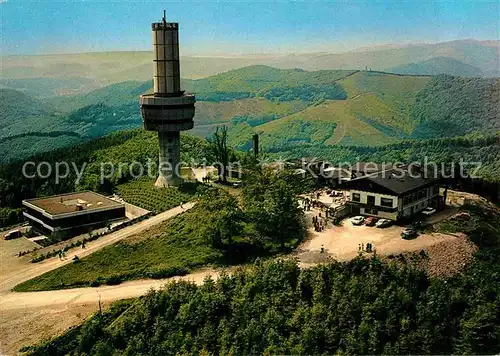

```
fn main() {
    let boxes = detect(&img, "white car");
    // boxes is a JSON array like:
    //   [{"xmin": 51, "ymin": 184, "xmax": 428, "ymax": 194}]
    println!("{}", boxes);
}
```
[
  {"xmin": 375, "ymin": 219, "xmax": 392, "ymax": 228},
  {"xmin": 351, "ymin": 216, "xmax": 365, "ymax": 225},
  {"xmin": 422, "ymin": 207, "xmax": 437, "ymax": 216}
]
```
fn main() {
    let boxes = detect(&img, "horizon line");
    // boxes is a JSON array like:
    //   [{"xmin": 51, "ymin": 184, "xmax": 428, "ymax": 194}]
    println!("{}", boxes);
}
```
[{"xmin": 2, "ymin": 38, "xmax": 498, "ymax": 58}]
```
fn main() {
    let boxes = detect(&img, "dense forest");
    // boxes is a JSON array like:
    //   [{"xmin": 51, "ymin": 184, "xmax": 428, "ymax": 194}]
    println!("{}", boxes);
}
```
[
  {"xmin": 23, "ymin": 200, "xmax": 500, "ymax": 355},
  {"xmin": 1, "ymin": 67, "xmax": 498, "ymax": 163},
  {"xmin": 1, "ymin": 129, "xmax": 499, "ymax": 229},
  {"xmin": 410, "ymin": 75, "xmax": 500, "ymax": 138}
]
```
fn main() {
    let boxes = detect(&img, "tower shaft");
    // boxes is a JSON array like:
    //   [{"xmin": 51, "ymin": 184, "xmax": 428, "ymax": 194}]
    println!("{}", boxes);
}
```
[
  {"xmin": 157, "ymin": 131, "xmax": 181, "ymax": 187},
  {"xmin": 139, "ymin": 12, "xmax": 195, "ymax": 187}
]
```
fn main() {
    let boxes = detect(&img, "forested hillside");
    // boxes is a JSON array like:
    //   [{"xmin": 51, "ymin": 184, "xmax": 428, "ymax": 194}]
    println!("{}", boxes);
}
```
[
  {"xmin": 0, "ymin": 89, "xmax": 52, "ymax": 125},
  {"xmin": 410, "ymin": 75, "xmax": 500, "ymax": 138},
  {"xmin": 389, "ymin": 57, "xmax": 484, "ymax": 77},
  {"xmin": 23, "ymin": 197, "xmax": 500, "ymax": 355},
  {"xmin": 1, "ymin": 66, "xmax": 499, "ymax": 163}
]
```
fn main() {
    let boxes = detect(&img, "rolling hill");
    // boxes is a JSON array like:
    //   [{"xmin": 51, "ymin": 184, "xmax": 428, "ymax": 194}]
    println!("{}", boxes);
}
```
[
  {"xmin": 1, "ymin": 40, "xmax": 497, "ymax": 99},
  {"xmin": 0, "ymin": 89, "xmax": 52, "ymax": 125},
  {"xmin": 295, "ymin": 40, "xmax": 499, "ymax": 77},
  {"xmin": 389, "ymin": 57, "xmax": 484, "ymax": 77},
  {"xmin": 1, "ymin": 66, "xmax": 498, "ymax": 163}
]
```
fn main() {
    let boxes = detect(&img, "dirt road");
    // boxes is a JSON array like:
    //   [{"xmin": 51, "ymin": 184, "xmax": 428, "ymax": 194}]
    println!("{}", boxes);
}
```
[
  {"xmin": 0, "ymin": 202, "xmax": 199, "ymax": 355},
  {"xmin": 1, "ymin": 268, "xmax": 219, "ymax": 310},
  {"xmin": 0, "ymin": 268, "xmax": 220, "ymax": 356},
  {"xmin": 0, "ymin": 202, "xmax": 195, "ymax": 294}
]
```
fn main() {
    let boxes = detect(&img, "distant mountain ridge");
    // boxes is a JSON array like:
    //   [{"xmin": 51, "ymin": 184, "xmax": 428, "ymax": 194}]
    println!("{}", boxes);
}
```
[
  {"xmin": 1, "ymin": 39, "xmax": 497, "ymax": 98},
  {"xmin": 389, "ymin": 57, "xmax": 484, "ymax": 77},
  {"xmin": 0, "ymin": 65, "xmax": 498, "ymax": 163}
]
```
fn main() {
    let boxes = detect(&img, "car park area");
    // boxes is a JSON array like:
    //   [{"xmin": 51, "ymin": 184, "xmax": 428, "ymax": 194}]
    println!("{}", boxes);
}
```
[{"xmin": 298, "ymin": 215, "xmax": 459, "ymax": 264}]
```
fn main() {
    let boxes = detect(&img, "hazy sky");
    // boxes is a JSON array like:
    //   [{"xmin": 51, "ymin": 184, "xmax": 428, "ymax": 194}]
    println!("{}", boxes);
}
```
[{"xmin": 1, "ymin": 0, "xmax": 499, "ymax": 56}]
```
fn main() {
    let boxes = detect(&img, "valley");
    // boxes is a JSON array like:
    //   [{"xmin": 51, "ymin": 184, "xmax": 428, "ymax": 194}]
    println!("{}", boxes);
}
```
[
  {"xmin": 1, "ymin": 65, "xmax": 498, "ymax": 165},
  {"xmin": 1, "ymin": 25, "xmax": 499, "ymax": 355}
]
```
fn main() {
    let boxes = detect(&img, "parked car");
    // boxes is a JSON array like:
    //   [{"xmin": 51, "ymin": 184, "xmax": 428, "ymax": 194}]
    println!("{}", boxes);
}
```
[
  {"xmin": 364, "ymin": 216, "xmax": 378, "ymax": 226},
  {"xmin": 351, "ymin": 216, "xmax": 365, "ymax": 225},
  {"xmin": 401, "ymin": 228, "xmax": 418, "ymax": 239},
  {"xmin": 4, "ymin": 229, "xmax": 21, "ymax": 240},
  {"xmin": 422, "ymin": 207, "xmax": 437, "ymax": 216},
  {"xmin": 376, "ymin": 219, "xmax": 392, "ymax": 228}
]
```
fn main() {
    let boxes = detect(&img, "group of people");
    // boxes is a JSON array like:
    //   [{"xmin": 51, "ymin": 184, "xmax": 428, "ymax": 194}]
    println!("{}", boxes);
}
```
[
  {"xmin": 301, "ymin": 198, "xmax": 324, "ymax": 211},
  {"xmin": 358, "ymin": 242, "xmax": 375, "ymax": 253},
  {"xmin": 201, "ymin": 176, "xmax": 211, "ymax": 183},
  {"xmin": 312, "ymin": 215, "xmax": 326, "ymax": 232}
]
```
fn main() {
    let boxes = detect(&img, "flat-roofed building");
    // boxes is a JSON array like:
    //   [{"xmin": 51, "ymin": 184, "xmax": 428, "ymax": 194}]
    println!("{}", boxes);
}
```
[{"xmin": 23, "ymin": 191, "xmax": 126, "ymax": 238}]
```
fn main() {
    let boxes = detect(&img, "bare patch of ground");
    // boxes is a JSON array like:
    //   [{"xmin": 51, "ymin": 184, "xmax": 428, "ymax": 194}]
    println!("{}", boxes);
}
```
[
  {"xmin": 418, "ymin": 233, "xmax": 477, "ymax": 277},
  {"xmin": 0, "ymin": 302, "xmax": 104, "ymax": 356},
  {"xmin": 0, "ymin": 237, "xmax": 40, "ymax": 275},
  {"xmin": 298, "ymin": 222, "xmax": 460, "ymax": 265}
]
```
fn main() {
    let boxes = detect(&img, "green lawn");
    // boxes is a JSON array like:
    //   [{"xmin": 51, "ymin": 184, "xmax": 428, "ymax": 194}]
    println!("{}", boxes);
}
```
[
  {"xmin": 13, "ymin": 206, "xmax": 224, "ymax": 292},
  {"xmin": 116, "ymin": 177, "xmax": 198, "ymax": 213}
]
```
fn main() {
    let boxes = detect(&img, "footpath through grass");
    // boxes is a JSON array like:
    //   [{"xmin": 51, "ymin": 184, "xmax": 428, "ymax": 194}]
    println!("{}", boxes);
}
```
[
  {"xmin": 14, "ymin": 173, "xmax": 308, "ymax": 292},
  {"xmin": 14, "ymin": 205, "xmax": 223, "ymax": 292}
]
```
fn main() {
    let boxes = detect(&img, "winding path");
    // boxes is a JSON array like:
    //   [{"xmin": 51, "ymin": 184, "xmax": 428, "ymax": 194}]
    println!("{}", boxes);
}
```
[
  {"xmin": 0, "ymin": 268, "xmax": 219, "ymax": 310},
  {"xmin": 0, "ymin": 202, "xmax": 196, "ymax": 295}
]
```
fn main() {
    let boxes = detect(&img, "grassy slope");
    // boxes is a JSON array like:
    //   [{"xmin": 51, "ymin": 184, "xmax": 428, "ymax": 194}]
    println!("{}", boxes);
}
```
[
  {"xmin": 233, "ymin": 71, "xmax": 430, "ymax": 149},
  {"xmin": 184, "ymin": 65, "xmax": 355, "ymax": 93},
  {"xmin": 14, "ymin": 206, "xmax": 224, "ymax": 292},
  {"xmin": 193, "ymin": 98, "xmax": 309, "ymax": 138},
  {"xmin": 338, "ymin": 71, "xmax": 430, "ymax": 132},
  {"xmin": 251, "ymin": 101, "xmax": 393, "ymax": 149}
]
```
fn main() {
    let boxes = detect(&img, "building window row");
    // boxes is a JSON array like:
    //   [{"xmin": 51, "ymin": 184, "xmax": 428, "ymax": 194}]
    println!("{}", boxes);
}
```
[
  {"xmin": 351, "ymin": 193, "xmax": 393, "ymax": 208},
  {"xmin": 403, "ymin": 187, "xmax": 431, "ymax": 206},
  {"xmin": 380, "ymin": 197, "xmax": 393, "ymax": 207}
]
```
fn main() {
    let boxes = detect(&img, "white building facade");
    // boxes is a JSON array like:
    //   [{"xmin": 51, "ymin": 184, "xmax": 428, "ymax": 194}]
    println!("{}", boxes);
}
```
[{"xmin": 346, "ymin": 168, "xmax": 441, "ymax": 221}]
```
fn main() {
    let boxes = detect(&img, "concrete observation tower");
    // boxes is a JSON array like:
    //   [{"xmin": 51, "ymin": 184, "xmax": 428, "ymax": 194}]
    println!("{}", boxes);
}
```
[{"xmin": 139, "ymin": 11, "xmax": 195, "ymax": 187}]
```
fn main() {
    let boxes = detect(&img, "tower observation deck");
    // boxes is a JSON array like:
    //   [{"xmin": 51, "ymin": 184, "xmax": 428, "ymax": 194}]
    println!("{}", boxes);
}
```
[{"xmin": 139, "ymin": 11, "xmax": 196, "ymax": 187}]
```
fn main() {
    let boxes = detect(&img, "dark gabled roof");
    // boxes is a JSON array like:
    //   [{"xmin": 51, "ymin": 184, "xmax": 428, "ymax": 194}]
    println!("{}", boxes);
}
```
[
  {"xmin": 346, "ymin": 166, "xmax": 440, "ymax": 195},
  {"xmin": 347, "ymin": 162, "xmax": 393, "ymax": 174}
]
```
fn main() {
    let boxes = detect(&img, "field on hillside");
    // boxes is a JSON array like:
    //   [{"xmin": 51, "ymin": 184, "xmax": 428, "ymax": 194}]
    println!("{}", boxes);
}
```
[
  {"xmin": 116, "ymin": 178, "xmax": 198, "ymax": 213},
  {"xmin": 193, "ymin": 98, "xmax": 309, "ymax": 138},
  {"xmin": 229, "ymin": 71, "xmax": 432, "ymax": 150},
  {"xmin": 184, "ymin": 66, "xmax": 355, "ymax": 98},
  {"xmin": 338, "ymin": 71, "xmax": 430, "ymax": 133},
  {"xmin": 246, "ymin": 99, "xmax": 398, "ymax": 150},
  {"xmin": 0, "ymin": 66, "xmax": 498, "ymax": 163}
]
